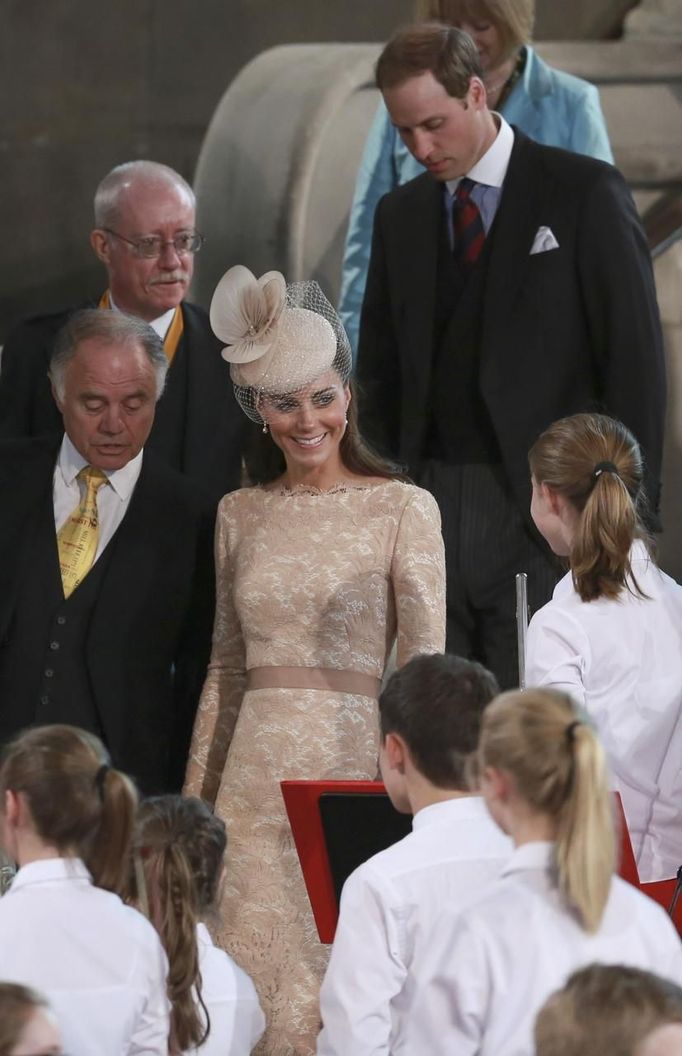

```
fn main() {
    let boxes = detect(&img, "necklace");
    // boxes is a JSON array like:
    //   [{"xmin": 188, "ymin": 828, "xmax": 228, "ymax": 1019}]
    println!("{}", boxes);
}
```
[{"xmin": 485, "ymin": 48, "xmax": 526, "ymax": 110}]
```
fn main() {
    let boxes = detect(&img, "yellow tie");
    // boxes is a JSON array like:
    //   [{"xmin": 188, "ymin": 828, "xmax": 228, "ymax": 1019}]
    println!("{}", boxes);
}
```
[{"xmin": 57, "ymin": 466, "xmax": 108, "ymax": 598}]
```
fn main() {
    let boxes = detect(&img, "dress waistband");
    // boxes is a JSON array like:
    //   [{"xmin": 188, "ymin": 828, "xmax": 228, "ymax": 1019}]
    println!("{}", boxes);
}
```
[{"xmin": 246, "ymin": 666, "xmax": 381, "ymax": 698}]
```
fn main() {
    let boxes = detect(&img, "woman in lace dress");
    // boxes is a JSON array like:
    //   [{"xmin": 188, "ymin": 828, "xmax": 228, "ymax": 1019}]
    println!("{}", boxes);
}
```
[{"xmin": 184, "ymin": 266, "xmax": 445, "ymax": 1055}]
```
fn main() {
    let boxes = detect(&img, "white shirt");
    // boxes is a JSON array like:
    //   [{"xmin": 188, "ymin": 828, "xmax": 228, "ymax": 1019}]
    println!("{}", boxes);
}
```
[
  {"xmin": 109, "ymin": 292, "xmax": 175, "ymax": 341},
  {"xmin": 53, "ymin": 434, "xmax": 143, "ymax": 558},
  {"xmin": 400, "ymin": 842, "xmax": 682, "ymax": 1056},
  {"xmin": 445, "ymin": 114, "xmax": 514, "ymax": 235},
  {"xmin": 186, "ymin": 923, "xmax": 265, "ymax": 1056},
  {"xmin": 526, "ymin": 542, "xmax": 682, "ymax": 881},
  {"xmin": 317, "ymin": 797, "xmax": 512, "ymax": 1056},
  {"xmin": 0, "ymin": 857, "xmax": 169, "ymax": 1056}
]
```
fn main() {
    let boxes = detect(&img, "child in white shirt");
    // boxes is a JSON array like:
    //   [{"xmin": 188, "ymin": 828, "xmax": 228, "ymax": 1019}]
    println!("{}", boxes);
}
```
[
  {"xmin": 525, "ymin": 412, "xmax": 682, "ymax": 881},
  {"xmin": 0, "ymin": 724, "xmax": 169, "ymax": 1056},
  {"xmin": 131, "ymin": 795, "xmax": 265, "ymax": 1055},
  {"xmin": 401, "ymin": 688, "xmax": 682, "ymax": 1056},
  {"xmin": 317, "ymin": 653, "xmax": 512, "ymax": 1055}
]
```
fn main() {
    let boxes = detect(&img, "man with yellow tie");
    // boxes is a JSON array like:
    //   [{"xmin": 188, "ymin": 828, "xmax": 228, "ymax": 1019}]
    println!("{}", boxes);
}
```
[
  {"xmin": 0, "ymin": 310, "xmax": 216, "ymax": 794},
  {"xmin": 0, "ymin": 160, "xmax": 243, "ymax": 504}
]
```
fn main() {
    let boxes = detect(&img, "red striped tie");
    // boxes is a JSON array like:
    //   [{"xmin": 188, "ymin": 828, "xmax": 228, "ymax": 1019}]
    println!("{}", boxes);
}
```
[{"xmin": 452, "ymin": 177, "xmax": 485, "ymax": 266}]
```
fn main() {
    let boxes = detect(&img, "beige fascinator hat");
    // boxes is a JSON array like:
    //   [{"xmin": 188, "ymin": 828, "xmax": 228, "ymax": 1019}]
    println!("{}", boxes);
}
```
[{"xmin": 210, "ymin": 265, "xmax": 352, "ymax": 424}]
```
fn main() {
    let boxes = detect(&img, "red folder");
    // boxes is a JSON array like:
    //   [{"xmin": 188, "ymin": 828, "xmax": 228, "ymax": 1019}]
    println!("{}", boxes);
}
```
[{"xmin": 281, "ymin": 781, "xmax": 682, "ymax": 942}]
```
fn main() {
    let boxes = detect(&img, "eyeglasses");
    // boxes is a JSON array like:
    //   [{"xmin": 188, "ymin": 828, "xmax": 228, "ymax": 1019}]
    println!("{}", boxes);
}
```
[{"xmin": 102, "ymin": 228, "xmax": 204, "ymax": 258}]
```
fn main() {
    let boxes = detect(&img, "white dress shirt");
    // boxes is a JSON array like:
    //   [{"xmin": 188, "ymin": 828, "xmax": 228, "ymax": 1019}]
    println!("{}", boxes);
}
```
[
  {"xmin": 53, "ymin": 434, "xmax": 143, "ymax": 558},
  {"xmin": 186, "ymin": 923, "xmax": 265, "ymax": 1056},
  {"xmin": 0, "ymin": 857, "xmax": 169, "ymax": 1056},
  {"xmin": 526, "ymin": 542, "xmax": 682, "ymax": 881},
  {"xmin": 317, "ymin": 796, "xmax": 512, "ymax": 1056},
  {"xmin": 109, "ymin": 292, "xmax": 175, "ymax": 341},
  {"xmin": 444, "ymin": 114, "xmax": 514, "ymax": 236},
  {"xmin": 401, "ymin": 842, "xmax": 682, "ymax": 1056}
]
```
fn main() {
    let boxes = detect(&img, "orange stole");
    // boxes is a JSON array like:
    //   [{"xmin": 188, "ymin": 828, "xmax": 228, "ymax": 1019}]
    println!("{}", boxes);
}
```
[{"xmin": 97, "ymin": 291, "xmax": 184, "ymax": 363}]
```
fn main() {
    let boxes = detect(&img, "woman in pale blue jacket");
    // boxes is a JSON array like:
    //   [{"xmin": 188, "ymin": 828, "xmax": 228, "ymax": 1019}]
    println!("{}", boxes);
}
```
[{"xmin": 339, "ymin": 0, "xmax": 613, "ymax": 355}]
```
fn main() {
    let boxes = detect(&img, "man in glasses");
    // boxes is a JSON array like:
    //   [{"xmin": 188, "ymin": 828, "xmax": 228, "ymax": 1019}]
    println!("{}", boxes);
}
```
[{"xmin": 0, "ymin": 160, "xmax": 244, "ymax": 502}]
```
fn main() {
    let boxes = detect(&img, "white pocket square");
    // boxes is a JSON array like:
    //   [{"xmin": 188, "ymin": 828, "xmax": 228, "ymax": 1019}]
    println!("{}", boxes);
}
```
[{"xmin": 530, "ymin": 226, "xmax": 560, "ymax": 254}]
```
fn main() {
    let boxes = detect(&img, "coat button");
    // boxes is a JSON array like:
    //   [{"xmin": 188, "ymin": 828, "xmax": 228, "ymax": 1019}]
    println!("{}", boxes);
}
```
[
  {"xmin": 56, "ymin": 616, "xmax": 67, "ymax": 625},
  {"xmin": 50, "ymin": 641, "xmax": 60, "ymax": 651},
  {"xmin": 44, "ymin": 668, "xmax": 54, "ymax": 678}
]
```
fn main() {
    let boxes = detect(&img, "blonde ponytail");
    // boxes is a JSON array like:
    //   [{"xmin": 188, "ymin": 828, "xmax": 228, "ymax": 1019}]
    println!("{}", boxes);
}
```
[
  {"xmin": 555, "ymin": 722, "xmax": 616, "ymax": 932},
  {"xmin": 529, "ymin": 413, "xmax": 651, "ymax": 602},
  {"xmin": 479, "ymin": 689, "xmax": 615, "ymax": 932}
]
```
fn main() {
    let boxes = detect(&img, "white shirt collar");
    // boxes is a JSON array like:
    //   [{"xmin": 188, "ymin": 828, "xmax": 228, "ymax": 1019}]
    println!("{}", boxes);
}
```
[
  {"xmin": 57, "ymin": 433, "xmax": 143, "ymax": 501},
  {"xmin": 412, "ymin": 794, "xmax": 492, "ymax": 831},
  {"xmin": 107, "ymin": 292, "xmax": 175, "ymax": 341},
  {"xmin": 500, "ymin": 840, "xmax": 554, "ymax": 877},
  {"xmin": 8, "ymin": 857, "xmax": 92, "ymax": 892},
  {"xmin": 446, "ymin": 114, "xmax": 514, "ymax": 195}
]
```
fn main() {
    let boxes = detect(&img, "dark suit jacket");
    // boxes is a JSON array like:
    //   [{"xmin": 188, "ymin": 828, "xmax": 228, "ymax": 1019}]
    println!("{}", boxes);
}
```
[
  {"xmin": 357, "ymin": 129, "xmax": 666, "ymax": 520},
  {"xmin": 0, "ymin": 300, "xmax": 245, "ymax": 503},
  {"xmin": 0, "ymin": 435, "xmax": 217, "ymax": 794}
]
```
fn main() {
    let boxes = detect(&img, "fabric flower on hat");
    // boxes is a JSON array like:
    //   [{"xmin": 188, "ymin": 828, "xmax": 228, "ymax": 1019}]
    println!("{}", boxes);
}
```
[{"xmin": 210, "ymin": 265, "xmax": 286, "ymax": 364}]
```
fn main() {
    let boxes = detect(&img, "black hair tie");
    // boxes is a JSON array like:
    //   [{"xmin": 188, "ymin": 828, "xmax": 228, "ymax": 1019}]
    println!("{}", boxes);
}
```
[
  {"xmin": 593, "ymin": 461, "xmax": 619, "ymax": 480},
  {"xmin": 94, "ymin": 763, "xmax": 110, "ymax": 802}
]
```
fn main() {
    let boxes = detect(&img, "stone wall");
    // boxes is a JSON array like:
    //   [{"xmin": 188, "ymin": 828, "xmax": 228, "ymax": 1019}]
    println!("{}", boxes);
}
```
[{"xmin": 0, "ymin": 0, "xmax": 644, "ymax": 339}]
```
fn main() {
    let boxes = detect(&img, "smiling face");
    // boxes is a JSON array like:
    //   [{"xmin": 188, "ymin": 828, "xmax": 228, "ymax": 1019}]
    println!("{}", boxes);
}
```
[
  {"xmin": 259, "ymin": 369, "xmax": 350, "ymax": 478},
  {"xmin": 455, "ymin": 17, "xmax": 508, "ymax": 75},
  {"xmin": 52, "ymin": 337, "xmax": 158, "ymax": 471},
  {"xmin": 90, "ymin": 179, "xmax": 195, "ymax": 321},
  {"xmin": 383, "ymin": 70, "xmax": 494, "ymax": 181}
]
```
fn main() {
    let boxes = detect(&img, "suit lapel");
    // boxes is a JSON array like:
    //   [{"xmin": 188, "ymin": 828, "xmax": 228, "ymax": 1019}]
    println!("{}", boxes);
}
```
[
  {"xmin": 0, "ymin": 437, "xmax": 62, "ymax": 642},
  {"xmin": 481, "ymin": 131, "xmax": 546, "ymax": 360},
  {"xmin": 399, "ymin": 176, "xmax": 443, "ymax": 421},
  {"xmin": 181, "ymin": 304, "xmax": 222, "ymax": 477}
]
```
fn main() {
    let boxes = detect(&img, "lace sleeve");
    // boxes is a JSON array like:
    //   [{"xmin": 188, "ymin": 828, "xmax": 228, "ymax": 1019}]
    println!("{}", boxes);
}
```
[
  {"xmin": 391, "ymin": 488, "xmax": 446, "ymax": 668},
  {"xmin": 184, "ymin": 498, "xmax": 246, "ymax": 805}
]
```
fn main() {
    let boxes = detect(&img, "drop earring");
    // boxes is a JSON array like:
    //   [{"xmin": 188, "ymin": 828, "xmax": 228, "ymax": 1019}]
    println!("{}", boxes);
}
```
[{"xmin": 262, "ymin": 422, "xmax": 268, "ymax": 435}]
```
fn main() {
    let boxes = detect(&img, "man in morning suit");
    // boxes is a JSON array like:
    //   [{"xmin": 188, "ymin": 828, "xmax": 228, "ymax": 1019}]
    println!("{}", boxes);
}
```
[
  {"xmin": 0, "ymin": 310, "xmax": 216, "ymax": 794},
  {"xmin": 356, "ymin": 24, "xmax": 665, "ymax": 688},
  {"xmin": 0, "ymin": 160, "xmax": 243, "ymax": 503}
]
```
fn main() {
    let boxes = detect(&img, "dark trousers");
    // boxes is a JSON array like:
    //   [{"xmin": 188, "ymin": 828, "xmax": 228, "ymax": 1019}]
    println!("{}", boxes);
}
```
[{"xmin": 419, "ymin": 460, "xmax": 561, "ymax": 689}]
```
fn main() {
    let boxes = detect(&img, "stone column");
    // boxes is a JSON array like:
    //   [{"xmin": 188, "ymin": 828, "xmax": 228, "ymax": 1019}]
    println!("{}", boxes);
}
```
[{"xmin": 625, "ymin": 0, "xmax": 682, "ymax": 37}]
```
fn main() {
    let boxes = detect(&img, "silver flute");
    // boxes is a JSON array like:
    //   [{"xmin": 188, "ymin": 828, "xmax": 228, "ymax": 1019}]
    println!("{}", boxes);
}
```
[{"xmin": 516, "ymin": 572, "xmax": 529, "ymax": 689}]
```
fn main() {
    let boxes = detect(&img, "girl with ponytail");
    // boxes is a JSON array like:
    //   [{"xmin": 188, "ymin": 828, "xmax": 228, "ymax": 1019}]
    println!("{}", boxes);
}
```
[
  {"xmin": 402, "ymin": 689, "xmax": 682, "ymax": 1056},
  {"xmin": 0, "ymin": 724, "xmax": 169, "ymax": 1056},
  {"xmin": 525, "ymin": 413, "xmax": 682, "ymax": 883},
  {"xmin": 130, "ymin": 795, "xmax": 264, "ymax": 1055}
]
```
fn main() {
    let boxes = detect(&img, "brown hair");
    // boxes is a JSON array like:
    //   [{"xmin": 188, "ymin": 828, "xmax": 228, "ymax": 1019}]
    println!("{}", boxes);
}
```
[
  {"xmin": 129, "ymin": 796, "xmax": 226, "ymax": 1052},
  {"xmin": 0, "ymin": 983, "xmax": 53, "ymax": 1056},
  {"xmin": 244, "ymin": 378, "xmax": 409, "ymax": 485},
  {"xmin": 379, "ymin": 653, "xmax": 498, "ymax": 787},
  {"xmin": 535, "ymin": 964, "xmax": 682, "ymax": 1056},
  {"xmin": 376, "ymin": 23, "xmax": 483, "ymax": 97},
  {"xmin": 529, "ymin": 413, "xmax": 653, "ymax": 602},
  {"xmin": 414, "ymin": 0, "xmax": 534, "ymax": 55},
  {"xmin": 476, "ymin": 689, "xmax": 616, "ymax": 932},
  {"xmin": 0, "ymin": 724, "xmax": 137, "ymax": 897}
]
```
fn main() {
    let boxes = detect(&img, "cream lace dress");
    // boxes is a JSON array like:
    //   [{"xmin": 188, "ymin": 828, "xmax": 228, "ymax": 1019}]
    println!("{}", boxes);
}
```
[{"xmin": 184, "ymin": 479, "xmax": 445, "ymax": 1055}]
